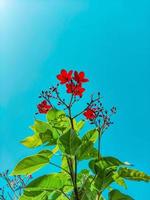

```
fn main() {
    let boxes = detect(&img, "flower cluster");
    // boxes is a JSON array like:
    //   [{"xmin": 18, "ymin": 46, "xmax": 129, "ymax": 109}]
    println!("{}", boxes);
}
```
[
  {"xmin": 37, "ymin": 100, "xmax": 52, "ymax": 114},
  {"xmin": 37, "ymin": 69, "xmax": 89, "ymax": 114},
  {"xmin": 83, "ymin": 108, "xmax": 97, "ymax": 120},
  {"xmin": 36, "ymin": 69, "xmax": 116, "ymax": 130},
  {"xmin": 83, "ymin": 93, "xmax": 116, "ymax": 130},
  {"xmin": 57, "ymin": 69, "xmax": 89, "ymax": 97}
]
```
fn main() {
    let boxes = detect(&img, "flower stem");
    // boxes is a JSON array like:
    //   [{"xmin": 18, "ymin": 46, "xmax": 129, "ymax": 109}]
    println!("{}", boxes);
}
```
[
  {"xmin": 98, "ymin": 127, "xmax": 101, "ymax": 160},
  {"xmin": 68, "ymin": 106, "xmax": 80, "ymax": 200}
]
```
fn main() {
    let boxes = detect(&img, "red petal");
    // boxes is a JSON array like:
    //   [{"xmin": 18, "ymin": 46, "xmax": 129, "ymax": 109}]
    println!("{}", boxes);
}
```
[
  {"xmin": 79, "ymin": 72, "xmax": 85, "ymax": 79},
  {"xmin": 68, "ymin": 70, "xmax": 73, "ymax": 77},
  {"xmin": 83, "ymin": 78, "xmax": 89, "ymax": 82},
  {"xmin": 57, "ymin": 74, "xmax": 62, "ymax": 80},
  {"xmin": 61, "ymin": 69, "xmax": 67, "ymax": 76}
]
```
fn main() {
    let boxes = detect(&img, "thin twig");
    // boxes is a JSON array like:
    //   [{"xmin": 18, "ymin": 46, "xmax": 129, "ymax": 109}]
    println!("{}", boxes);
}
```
[
  {"xmin": 4, "ymin": 176, "xmax": 19, "ymax": 199},
  {"xmin": 73, "ymin": 97, "xmax": 100, "ymax": 119},
  {"xmin": 55, "ymin": 89, "xmax": 69, "ymax": 108},
  {"xmin": 60, "ymin": 190, "xmax": 70, "ymax": 200}
]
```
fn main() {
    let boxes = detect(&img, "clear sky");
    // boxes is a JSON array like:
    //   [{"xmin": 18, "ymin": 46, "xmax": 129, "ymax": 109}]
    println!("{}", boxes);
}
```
[{"xmin": 0, "ymin": 0, "xmax": 150, "ymax": 199}]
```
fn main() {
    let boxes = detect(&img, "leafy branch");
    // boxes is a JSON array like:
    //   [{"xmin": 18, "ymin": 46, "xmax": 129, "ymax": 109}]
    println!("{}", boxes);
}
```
[{"xmin": 8, "ymin": 69, "xmax": 150, "ymax": 200}]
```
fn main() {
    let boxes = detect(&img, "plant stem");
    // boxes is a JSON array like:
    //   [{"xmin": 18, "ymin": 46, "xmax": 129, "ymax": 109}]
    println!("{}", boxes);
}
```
[
  {"xmin": 96, "ymin": 192, "xmax": 101, "ymax": 200},
  {"xmin": 60, "ymin": 190, "xmax": 70, "ymax": 200},
  {"xmin": 4, "ymin": 176, "xmax": 19, "ymax": 200},
  {"xmin": 98, "ymin": 127, "xmax": 101, "ymax": 160},
  {"xmin": 55, "ymin": 89, "xmax": 69, "ymax": 108},
  {"xmin": 56, "ymin": 91, "xmax": 79, "ymax": 199},
  {"xmin": 68, "ymin": 105, "xmax": 80, "ymax": 200}
]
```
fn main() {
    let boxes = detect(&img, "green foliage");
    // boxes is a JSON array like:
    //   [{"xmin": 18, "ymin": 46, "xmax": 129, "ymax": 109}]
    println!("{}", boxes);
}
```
[
  {"xmin": 21, "ymin": 120, "xmax": 59, "ymax": 148},
  {"xmin": 78, "ymin": 179, "xmax": 97, "ymax": 200},
  {"xmin": 12, "ymin": 150, "xmax": 53, "ymax": 175},
  {"xmin": 108, "ymin": 189, "xmax": 134, "ymax": 200},
  {"xmin": 73, "ymin": 119, "xmax": 85, "ymax": 133},
  {"xmin": 58, "ymin": 129, "xmax": 82, "ymax": 156},
  {"xmin": 21, "ymin": 134, "xmax": 43, "ymax": 148},
  {"xmin": 12, "ymin": 105, "xmax": 150, "ymax": 199},
  {"xmin": 47, "ymin": 109, "xmax": 70, "ymax": 132},
  {"xmin": 112, "ymin": 172, "xmax": 127, "ymax": 189},
  {"xmin": 89, "ymin": 156, "xmax": 125, "ymax": 175},
  {"xmin": 118, "ymin": 167, "xmax": 150, "ymax": 182},
  {"xmin": 20, "ymin": 191, "xmax": 49, "ymax": 200},
  {"xmin": 46, "ymin": 109, "xmax": 66, "ymax": 122},
  {"xmin": 76, "ymin": 141, "xmax": 98, "ymax": 161},
  {"xmin": 25, "ymin": 173, "xmax": 71, "ymax": 192},
  {"xmin": 82, "ymin": 129, "xmax": 98, "ymax": 143}
]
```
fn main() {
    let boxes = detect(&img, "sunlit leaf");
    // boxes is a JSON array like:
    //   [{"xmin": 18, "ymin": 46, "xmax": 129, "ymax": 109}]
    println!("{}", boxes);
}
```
[
  {"xmin": 11, "ymin": 150, "xmax": 53, "ymax": 175},
  {"xmin": 76, "ymin": 141, "xmax": 98, "ymax": 161},
  {"xmin": 73, "ymin": 119, "xmax": 85, "ymax": 133},
  {"xmin": 78, "ymin": 177, "xmax": 97, "ymax": 200},
  {"xmin": 21, "ymin": 134, "xmax": 42, "ymax": 148},
  {"xmin": 21, "ymin": 120, "xmax": 59, "ymax": 148},
  {"xmin": 58, "ymin": 129, "xmax": 82, "ymax": 155},
  {"xmin": 118, "ymin": 167, "xmax": 150, "ymax": 182},
  {"xmin": 25, "ymin": 173, "xmax": 70, "ymax": 192},
  {"xmin": 108, "ymin": 189, "xmax": 134, "ymax": 200},
  {"xmin": 82, "ymin": 129, "xmax": 98, "ymax": 143},
  {"xmin": 46, "ymin": 109, "xmax": 66, "ymax": 122},
  {"xmin": 19, "ymin": 191, "xmax": 49, "ymax": 200},
  {"xmin": 112, "ymin": 172, "xmax": 127, "ymax": 189}
]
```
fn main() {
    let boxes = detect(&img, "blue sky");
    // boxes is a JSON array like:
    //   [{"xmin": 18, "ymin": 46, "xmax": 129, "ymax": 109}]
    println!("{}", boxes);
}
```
[{"xmin": 0, "ymin": 0, "xmax": 150, "ymax": 199}]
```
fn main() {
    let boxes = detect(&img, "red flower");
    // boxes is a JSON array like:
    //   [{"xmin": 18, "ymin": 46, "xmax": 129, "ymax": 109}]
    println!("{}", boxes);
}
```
[
  {"xmin": 66, "ymin": 83, "xmax": 85, "ymax": 97},
  {"xmin": 73, "ymin": 71, "xmax": 89, "ymax": 84},
  {"xmin": 83, "ymin": 108, "xmax": 97, "ymax": 120},
  {"xmin": 57, "ymin": 69, "xmax": 73, "ymax": 84},
  {"xmin": 37, "ymin": 100, "xmax": 52, "ymax": 114}
]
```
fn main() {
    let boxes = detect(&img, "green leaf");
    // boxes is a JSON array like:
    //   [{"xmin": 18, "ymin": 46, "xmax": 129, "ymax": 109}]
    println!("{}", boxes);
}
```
[
  {"xmin": 89, "ymin": 156, "xmax": 126, "ymax": 174},
  {"xmin": 82, "ymin": 129, "xmax": 98, "ymax": 143},
  {"xmin": 77, "ymin": 141, "xmax": 98, "ymax": 161},
  {"xmin": 20, "ymin": 191, "xmax": 49, "ymax": 200},
  {"xmin": 25, "ymin": 173, "xmax": 70, "ymax": 192},
  {"xmin": 61, "ymin": 156, "xmax": 70, "ymax": 172},
  {"xmin": 32, "ymin": 120, "xmax": 59, "ymax": 145},
  {"xmin": 21, "ymin": 134, "xmax": 42, "ymax": 148},
  {"xmin": 58, "ymin": 129, "xmax": 82, "ymax": 155},
  {"xmin": 48, "ymin": 191, "xmax": 61, "ymax": 200},
  {"xmin": 89, "ymin": 157, "xmax": 125, "ymax": 191},
  {"xmin": 56, "ymin": 194, "xmax": 70, "ymax": 200},
  {"xmin": 102, "ymin": 157, "xmax": 125, "ymax": 167},
  {"xmin": 108, "ymin": 189, "xmax": 134, "ymax": 200},
  {"xmin": 49, "ymin": 192, "xmax": 69, "ymax": 200},
  {"xmin": 38, "ymin": 150, "xmax": 53, "ymax": 158},
  {"xmin": 112, "ymin": 172, "xmax": 127, "ymax": 189},
  {"xmin": 39, "ymin": 129, "xmax": 59, "ymax": 146},
  {"xmin": 47, "ymin": 109, "xmax": 72, "ymax": 133},
  {"xmin": 46, "ymin": 109, "xmax": 66, "ymax": 122},
  {"xmin": 73, "ymin": 119, "xmax": 85, "ymax": 133},
  {"xmin": 78, "ymin": 177, "xmax": 97, "ymax": 200},
  {"xmin": 11, "ymin": 150, "xmax": 53, "ymax": 175},
  {"xmin": 30, "ymin": 120, "xmax": 51, "ymax": 133},
  {"xmin": 78, "ymin": 169, "xmax": 90, "ymax": 186},
  {"xmin": 21, "ymin": 120, "xmax": 59, "ymax": 148},
  {"xmin": 118, "ymin": 167, "xmax": 150, "ymax": 182}
]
